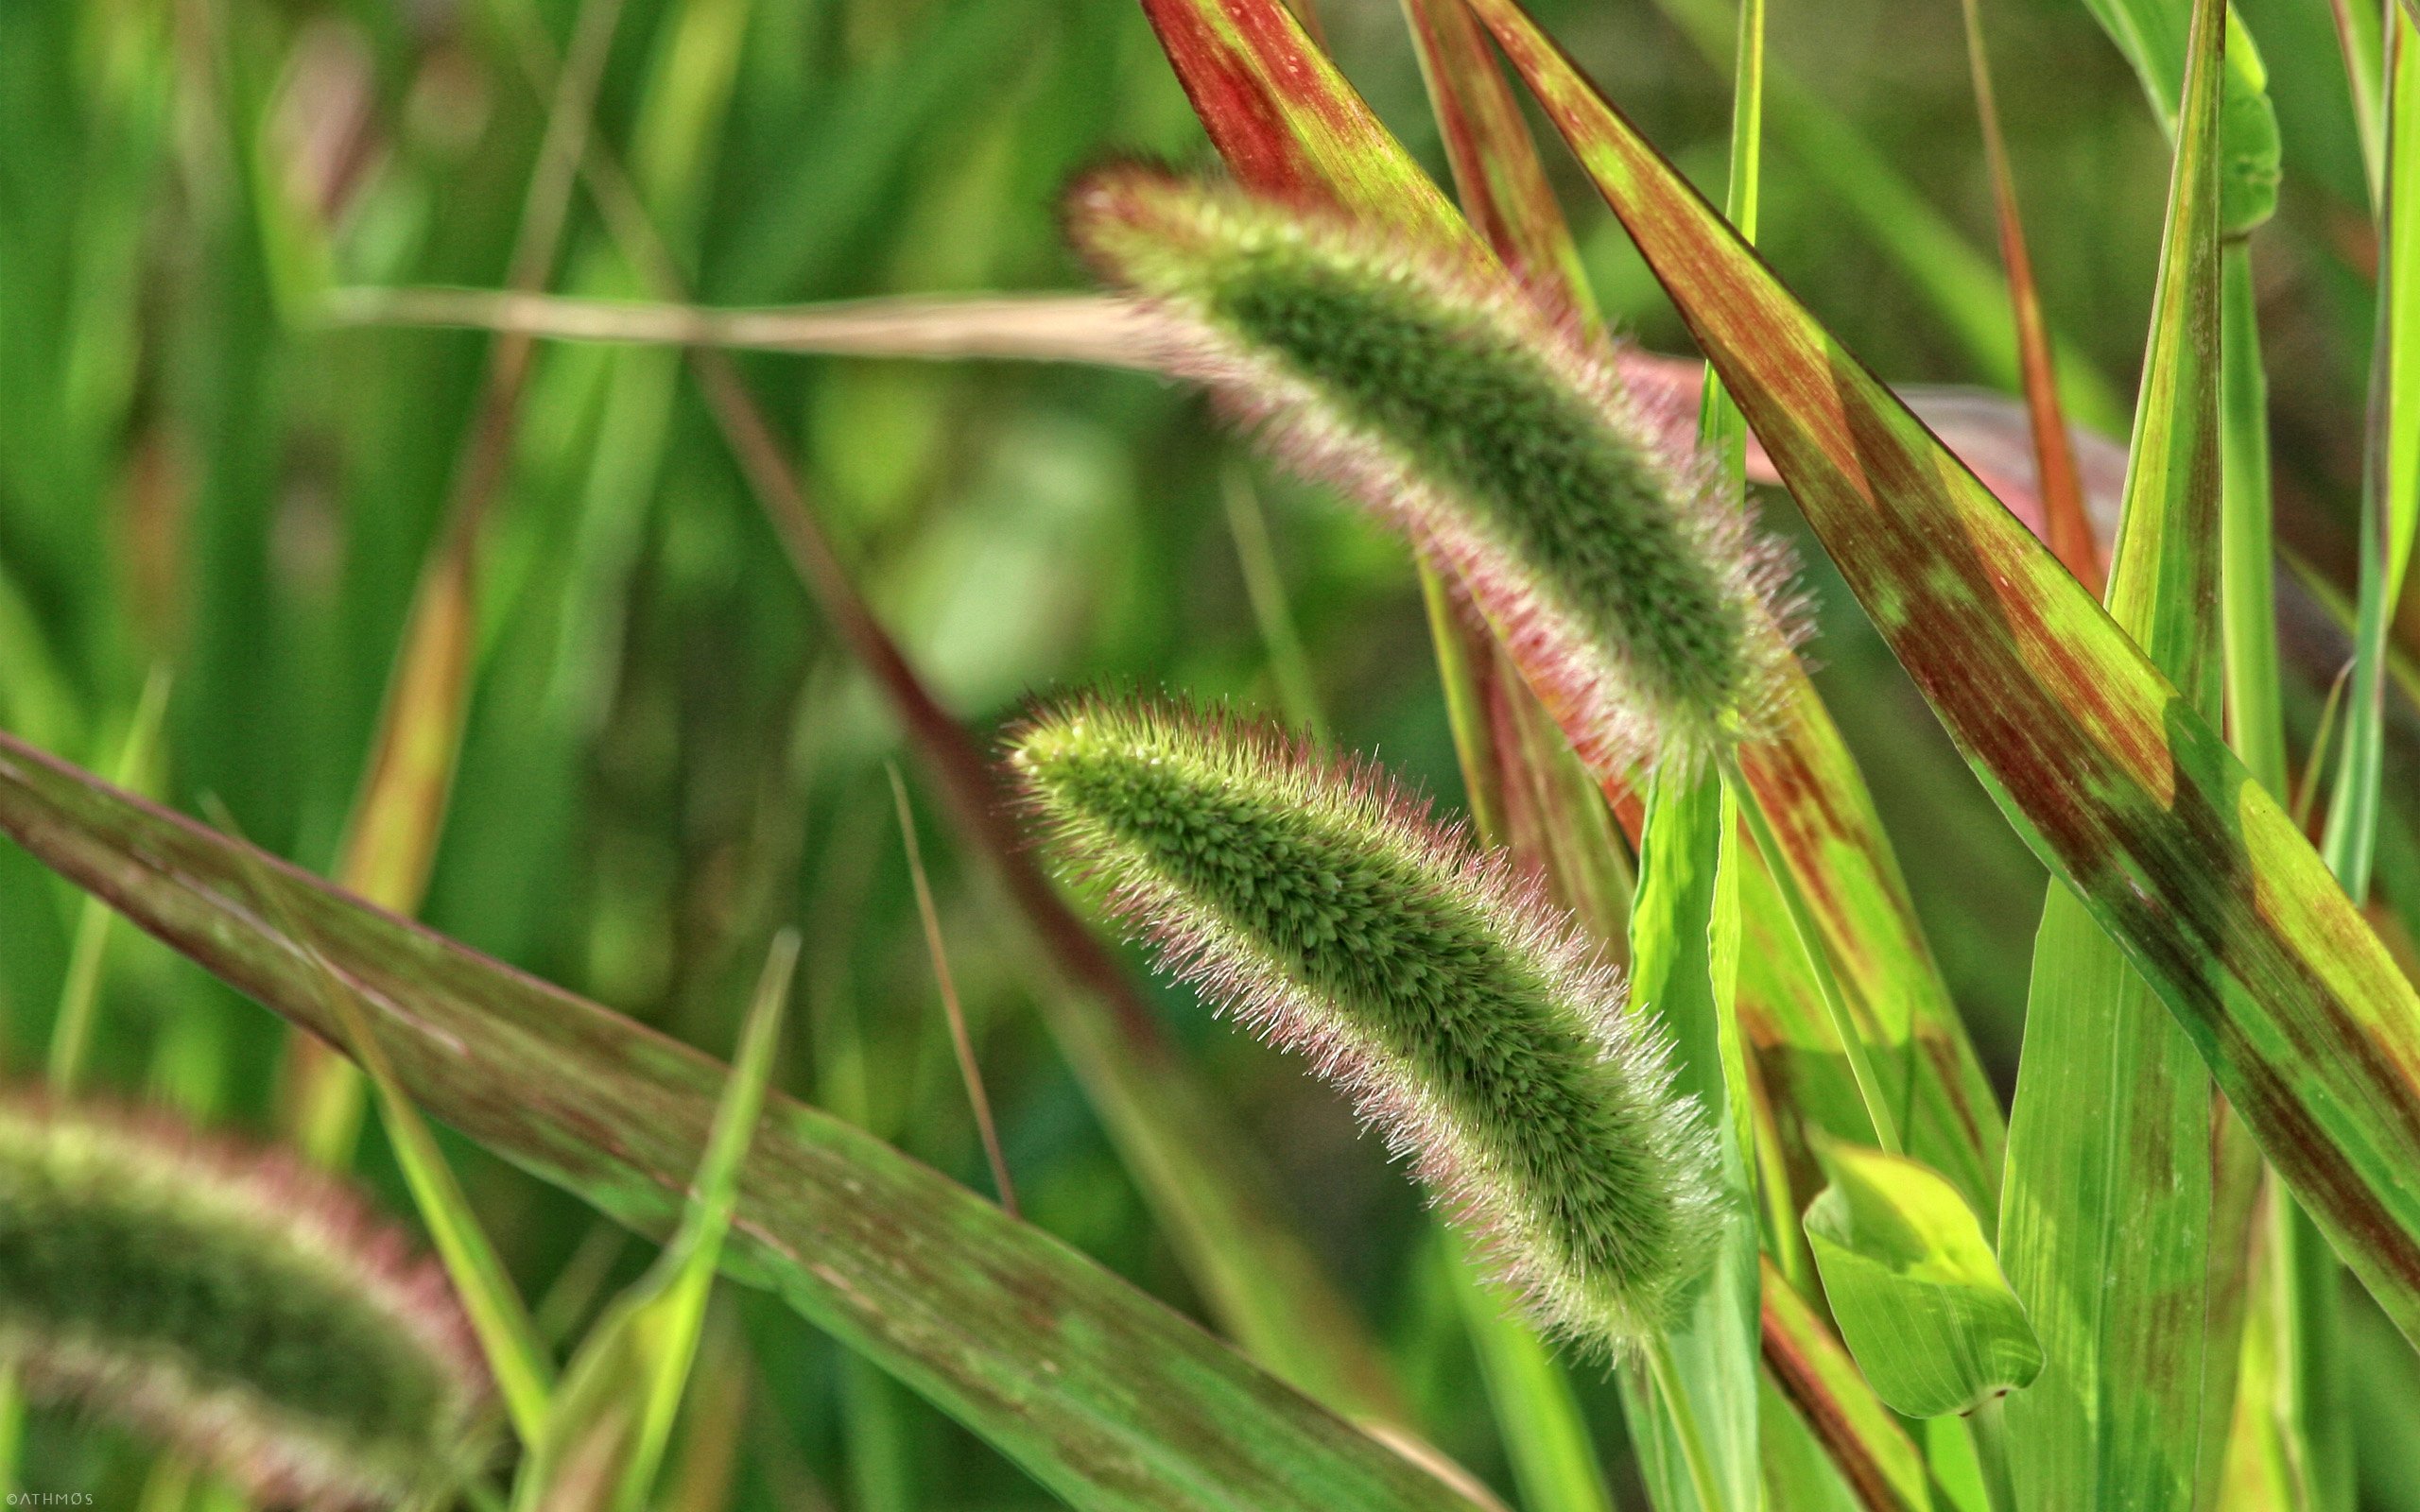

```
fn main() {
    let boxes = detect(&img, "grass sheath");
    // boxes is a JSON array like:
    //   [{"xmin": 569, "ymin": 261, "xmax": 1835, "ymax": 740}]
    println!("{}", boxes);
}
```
[{"xmin": 1009, "ymin": 694, "xmax": 1723, "ymax": 1349}]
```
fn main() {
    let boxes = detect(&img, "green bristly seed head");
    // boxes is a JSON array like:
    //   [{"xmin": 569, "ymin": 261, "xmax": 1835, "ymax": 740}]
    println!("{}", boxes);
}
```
[
  {"xmin": 1009, "ymin": 696, "xmax": 1722, "ymax": 1349},
  {"xmin": 1067, "ymin": 166, "xmax": 1794, "ymax": 771},
  {"xmin": 0, "ymin": 1095, "xmax": 492, "ymax": 1506}
]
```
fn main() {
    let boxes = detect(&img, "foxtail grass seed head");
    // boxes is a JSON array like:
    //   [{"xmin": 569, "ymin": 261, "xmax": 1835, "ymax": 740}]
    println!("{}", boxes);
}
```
[
  {"xmin": 1066, "ymin": 165, "xmax": 1797, "ymax": 771},
  {"xmin": 0, "ymin": 1094, "xmax": 492, "ymax": 1507},
  {"xmin": 1009, "ymin": 696, "xmax": 1722, "ymax": 1349}
]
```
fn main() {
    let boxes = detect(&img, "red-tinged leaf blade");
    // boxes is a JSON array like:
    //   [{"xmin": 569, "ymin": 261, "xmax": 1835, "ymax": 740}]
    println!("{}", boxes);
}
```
[
  {"xmin": 0, "ymin": 730, "xmax": 1482, "ymax": 1512},
  {"xmin": 1956, "ymin": 0, "xmax": 2098, "ymax": 593},
  {"xmin": 1397, "ymin": 0, "xmax": 1597, "ymax": 327},
  {"xmin": 1136, "ymin": 0, "xmax": 1475, "ymax": 262},
  {"xmin": 1759, "ymin": 1257, "xmax": 1939, "ymax": 1512},
  {"xmin": 1468, "ymin": 0, "xmax": 2420, "ymax": 1348}
]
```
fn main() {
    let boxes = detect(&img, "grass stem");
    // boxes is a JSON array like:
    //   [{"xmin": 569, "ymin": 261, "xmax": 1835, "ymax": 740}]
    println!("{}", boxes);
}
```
[{"xmin": 889, "ymin": 766, "xmax": 1019, "ymax": 1218}]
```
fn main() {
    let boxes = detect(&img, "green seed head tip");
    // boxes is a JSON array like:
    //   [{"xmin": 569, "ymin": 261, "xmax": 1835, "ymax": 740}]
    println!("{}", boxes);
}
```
[
  {"xmin": 1009, "ymin": 695, "xmax": 1723, "ymax": 1349},
  {"xmin": 0, "ymin": 1094, "xmax": 493, "ymax": 1506},
  {"xmin": 1066, "ymin": 165, "xmax": 1797, "ymax": 772}
]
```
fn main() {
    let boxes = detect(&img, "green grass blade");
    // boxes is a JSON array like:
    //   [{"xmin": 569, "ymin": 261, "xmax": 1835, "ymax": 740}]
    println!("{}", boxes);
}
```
[
  {"xmin": 44, "ymin": 665, "xmax": 170, "ymax": 1091},
  {"xmin": 1625, "ymin": 765, "xmax": 1760, "ymax": 1512},
  {"xmin": 1956, "ymin": 0, "xmax": 2097, "ymax": 591},
  {"xmin": 1625, "ymin": 13, "xmax": 1770, "ymax": 1476},
  {"xmin": 518, "ymin": 932, "xmax": 798, "ymax": 1510},
  {"xmin": 2321, "ymin": 14, "xmax": 2420, "ymax": 903},
  {"xmin": 1467, "ymin": 0, "xmax": 2420, "ymax": 1350},
  {"xmin": 2221, "ymin": 242, "xmax": 2287, "ymax": 799},
  {"xmin": 1443, "ymin": 1234, "xmax": 1617, "ymax": 1512},
  {"xmin": 1996, "ymin": 0, "xmax": 2253, "ymax": 1504},
  {"xmin": 0, "ymin": 731, "xmax": 1486, "ymax": 1512},
  {"xmin": 2295, "ymin": 25, "xmax": 2420, "ymax": 1512},
  {"xmin": 1222, "ymin": 465, "xmax": 1330, "ymax": 741}
]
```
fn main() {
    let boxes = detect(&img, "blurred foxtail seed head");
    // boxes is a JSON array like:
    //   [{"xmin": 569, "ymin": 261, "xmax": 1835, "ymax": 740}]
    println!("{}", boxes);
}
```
[{"xmin": 0, "ymin": 1092, "xmax": 492, "ymax": 1508}]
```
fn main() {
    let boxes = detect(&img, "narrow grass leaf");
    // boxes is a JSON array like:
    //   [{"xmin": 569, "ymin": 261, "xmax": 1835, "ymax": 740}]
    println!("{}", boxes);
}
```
[
  {"xmin": 44, "ymin": 665, "xmax": 170, "ymax": 1092},
  {"xmin": 1442, "ymin": 1234, "xmax": 1617, "ymax": 1512},
  {"xmin": 2321, "ymin": 13, "xmax": 2420, "ymax": 902},
  {"xmin": 1956, "ymin": 0, "xmax": 2097, "ymax": 592},
  {"xmin": 889, "ymin": 771, "xmax": 1017, "ymax": 1216},
  {"xmin": 1468, "ymin": 0, "xmax": 2420, "ymax": 1350},
  {"xmin": 0, "ymin": 730, "xmax": 1490, "ymax": 1512},
  {"xmin": 2221, "ymin": 240, "xmax": 2287, "ymax": 799},
  {"xmin": 517, "ymin": 934, "xmax": 798, "ymax": 1512},
  {"xmin": 1802, "ymin": 1141, "xmax": 2042, "ymax": 1419},
  {"xmin": 1621, "ymin": 765, "xmax": 1760, "ymax": 1511}
]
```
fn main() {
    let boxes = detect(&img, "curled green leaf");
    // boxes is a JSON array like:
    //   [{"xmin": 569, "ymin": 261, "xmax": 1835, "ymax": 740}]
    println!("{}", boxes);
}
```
[
  {"xmin": 1801, "ymin": 1139, "xmax": 2042, "ymax": 1419},
  {"xmin": 1066, "ymin": 166, "xmax": 1795, "ymax": 770},
  {"xmin": 1009, "ymin": 694, "xmax": 1721, "ymax": 1348},
  {"xmin": 0, "ymin": 1093, "xmax": 492, "ymax": 1505}
]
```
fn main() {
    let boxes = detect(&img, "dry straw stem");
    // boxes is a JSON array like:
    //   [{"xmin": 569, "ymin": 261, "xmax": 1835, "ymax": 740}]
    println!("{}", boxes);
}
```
[
  {"xmin": 1010, "ymin": 696, "xmax": 1722, "ymax": 1349},
  {"xmin": 1066, "ymin": 167, "xmax": 1797, "ymax": 773},
  {"xmin": 0, "ymin": 1094, "xmax": 491, "ymax": 1507}
]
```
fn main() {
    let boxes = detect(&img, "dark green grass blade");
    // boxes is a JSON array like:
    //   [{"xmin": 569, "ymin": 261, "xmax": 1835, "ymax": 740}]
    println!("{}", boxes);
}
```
[
  {"xmin": 0, "ymin": 730, "xmax": 1485, "ymax": 1512},
  {"xmin": 1468, "ymin": 0, "xmax": 2420, "ymax": 1350}
]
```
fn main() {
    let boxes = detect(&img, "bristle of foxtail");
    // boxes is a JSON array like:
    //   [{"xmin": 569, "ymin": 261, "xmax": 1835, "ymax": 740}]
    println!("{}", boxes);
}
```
[
  {"xmin": 1067, "ymin": 164, "xmax": 1801, "ymax": 774},
  {"xmin": 1008, "ymin": 694, "xmax": 1723, "ymax": 1349}
]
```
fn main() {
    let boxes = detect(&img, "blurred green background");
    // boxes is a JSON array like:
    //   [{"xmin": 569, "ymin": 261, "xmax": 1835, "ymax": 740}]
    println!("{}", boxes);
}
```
[{"xmin": 0, "ymin": 0, "xmax": 2410, "ymax": 1503}]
